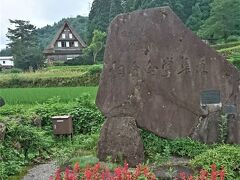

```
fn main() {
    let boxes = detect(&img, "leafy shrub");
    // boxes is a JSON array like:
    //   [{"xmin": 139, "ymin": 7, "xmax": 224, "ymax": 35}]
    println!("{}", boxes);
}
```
[
  {"xmin": 32, "ymin": 97, "xmax": 74, "ymax": 127},
  {"xmin": 74, "ymin": 133, "xmax": 99, "ymax": 151},
  {"xmin": 87, "ymin": 65, "xmax": 102, "ymax": 75},
  {"xmin": 141, "ymin": 129, "xmax": 171, "ymax": 164},
  {"xmin": 0, "ymin": 117, "xmax": 54, "ymax": 177},
  {"xmin": 190, "ymin": 145, "xmax": 240, "ymax": 179},
  {"xmin": 141, "ymin": 129, "xmax": 208, "ymax": 164},
  {"xmin": 71, "ymin": 106, "xmax": 104, "ymax": 134},
  {"xmin": 170, "ymin": 138, "xmax": 208, "ymax": 158},
  {"xmin": 32, "ymin": 95, "xmax": 104, "ymax": 134},
  {"xmin": 4, "ymin": 120, "xmax": 54, "ymax": 159},
  {"xmin": 0, "ymin": 144, "xmax": 25, "ymax": 177}
]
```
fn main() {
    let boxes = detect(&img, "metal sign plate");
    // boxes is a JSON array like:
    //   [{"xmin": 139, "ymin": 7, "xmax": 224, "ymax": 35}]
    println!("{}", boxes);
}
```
[
  {"xmin": 200, "ymin": 90, "xmax": 220, "ymax": 105},
  {"xmin": 223, "ymin": 105, "xmax": 237, "ymax": 115}
]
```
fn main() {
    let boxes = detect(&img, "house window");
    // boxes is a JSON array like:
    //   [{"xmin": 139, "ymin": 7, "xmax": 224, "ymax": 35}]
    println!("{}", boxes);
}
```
[
  {"xmin": 74, "ymin": 41, "xmax": 78, "ymax": 47},
  {"xmin": 62, "ymin": 33, "xmax": 66, "ymax": 39},
  {"xmin": 3, "ymin": 61, "xmax": 5, "ymax": 64},
  {"xmin": 57, "ymin": 41, "xmax": 62, "ymax": 47},
  {"xmin": 61, "ymin": 41, "xmax": 66, "ymax": 47},
  {"xmin": 69, "ymin": 33, "xmax": 73, "ymax": 39},
  {"xmin": 66, "ymin": 41, "xmax": 70, "ymax": 47},
  {"xmin": 70, "ymin": 41, "xmax": 74, "ymax": 47}
]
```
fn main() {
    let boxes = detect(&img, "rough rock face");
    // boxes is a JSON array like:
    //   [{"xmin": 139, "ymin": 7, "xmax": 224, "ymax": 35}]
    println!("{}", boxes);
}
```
[
  {"xmin": 0, "ymin": 123, "xmax": 6, "ymax": 141},
  {"xmin": 97, "ymin": 117, "xmax": 144, "ymax": 166},
  {"xmin": 96, "ymin": 6, "xmax": 240, "ymax": 162}
]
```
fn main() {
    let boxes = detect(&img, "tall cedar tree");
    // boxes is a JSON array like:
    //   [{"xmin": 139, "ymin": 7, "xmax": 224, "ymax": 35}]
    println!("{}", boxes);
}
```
[{"xmin": 7, "ymin": 20, "xmax": 43, "ymax": 70}]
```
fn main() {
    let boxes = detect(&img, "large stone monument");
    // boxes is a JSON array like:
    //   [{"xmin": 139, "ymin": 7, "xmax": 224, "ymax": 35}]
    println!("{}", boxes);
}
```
[{"xmin": 96, "ymin": 7, "xmax": 240, "ymax": 166}]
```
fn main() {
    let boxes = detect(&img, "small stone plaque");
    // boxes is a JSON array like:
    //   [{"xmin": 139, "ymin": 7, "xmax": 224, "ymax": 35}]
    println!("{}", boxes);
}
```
[
  {"xmin": 200, "ymin": 90, "xmax": 220, "ymax": 105},
  {"xmin": 223, "ymin": 105, "xmax": 237, "ymax": 115}
]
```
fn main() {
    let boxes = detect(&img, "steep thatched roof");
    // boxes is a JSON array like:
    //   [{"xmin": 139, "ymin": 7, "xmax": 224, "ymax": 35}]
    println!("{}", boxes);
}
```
[{"xmin": 43, "ymin": 21, "xmax": 87, "ymax": 54}]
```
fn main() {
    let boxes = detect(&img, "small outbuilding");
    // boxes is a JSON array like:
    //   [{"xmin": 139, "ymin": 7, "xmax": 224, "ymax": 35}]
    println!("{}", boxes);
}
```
[{"xmin": 0, "ymin": 56, "xmax": 14, "ymax": 68}]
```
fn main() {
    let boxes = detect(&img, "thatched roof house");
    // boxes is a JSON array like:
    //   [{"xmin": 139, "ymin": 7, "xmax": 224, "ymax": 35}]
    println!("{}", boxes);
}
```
[{"xmin": 43, "ymin": 21, "xmax": 86, "ymax": 62}]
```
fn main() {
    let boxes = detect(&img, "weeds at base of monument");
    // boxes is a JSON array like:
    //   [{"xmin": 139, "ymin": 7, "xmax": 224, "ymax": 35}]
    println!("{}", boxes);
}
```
[{"xmin": 218, "ymin": 114, "xmax": 228, "ymax": 144}]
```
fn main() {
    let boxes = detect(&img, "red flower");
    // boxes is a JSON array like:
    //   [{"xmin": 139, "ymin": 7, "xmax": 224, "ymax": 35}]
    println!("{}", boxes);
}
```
[
  {"xmin": 219, "ymin": 169, "xmax": 225, "ymax": 180},
  {"xmin": 55, "ymin": 168, "xmax": 61, "ymax": 180},
  {"xmin": 114, "ymin": 167, "xmax": 122, "ymax": 178},
  {"xmin": 94, "ymin": 162, "xmax": 101, "ymax": 172},
  {"xmin": 68, "ymin": 172, "xmax": 76, "ymax": 180},
  {"xmin": 179, "ymin": 172, "xmax": 187, "ymax": 180},
  {"xmin": 200, "ymin": 169, "xmax": 208, "ymax": 180},
  {"xmin": 211, "ymin": 164, "xmax": 217, "ymax": 172},
  {"xmin": 211, "ymin": 171, "xmax": 217, "ymax": 180},
  {"xmin": 64, "ymin": 167, "xmax": 70, "ymax": 180},
  {"xmin": 124, "ymin": 161, "xmax": 129, "ymax": 171},
  {"xmin": 85, "ymin": 169, "xmax": 92, "ymax": 180},
  {"xmin": 134, "ymin": 164, "xmax": 141, "ymax": 177},
  {"xmin": 73, "ymin": 162, "xmax": 80, "ymax": 173}
]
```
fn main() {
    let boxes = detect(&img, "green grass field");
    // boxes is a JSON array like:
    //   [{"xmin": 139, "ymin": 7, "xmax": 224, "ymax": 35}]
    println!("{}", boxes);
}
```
[{"xmin": 0, "ymin": 86, "xmax": 98, "ymax": 105}]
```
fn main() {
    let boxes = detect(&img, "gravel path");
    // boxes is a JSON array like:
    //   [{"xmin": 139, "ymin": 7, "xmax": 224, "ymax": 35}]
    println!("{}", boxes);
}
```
[{"xmin": 22, "ymin": 161, "xmax": 57, "ymax": 180}]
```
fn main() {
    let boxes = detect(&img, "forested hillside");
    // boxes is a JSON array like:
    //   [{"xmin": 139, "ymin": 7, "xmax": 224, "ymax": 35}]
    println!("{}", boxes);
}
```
[
  {"xmin": 87, "ymin": 0, "xmax": 240, "ymax": 43},
  {"xmin": 36, "ymin": 0, "xmax": 240, "ymax": 47},
  {"xmin": 36, "ymin": 16, "xmax": 88, "ymax": 50}
]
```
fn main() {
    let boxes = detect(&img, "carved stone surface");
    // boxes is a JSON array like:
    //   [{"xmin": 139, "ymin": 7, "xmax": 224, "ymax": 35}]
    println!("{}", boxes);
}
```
[
  {"xmin": 96, "ymin": 5, "xmax": 240, "ymax": 159},
  {"xmin": 191, "ymin": 111, "xmax": 220, "ymax": 144},
  {"xmin": 227, "ymin": 115, "xmax": 240, "ymax": 144},
  {"xmin": 97, "ymin": 117, "xmax": 144, "ymax": 166}
]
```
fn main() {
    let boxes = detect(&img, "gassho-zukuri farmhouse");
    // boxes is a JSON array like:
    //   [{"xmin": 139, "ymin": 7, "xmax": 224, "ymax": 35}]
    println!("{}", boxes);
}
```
[{"xmin": 43, "ymin": 21, "xmax": 87, "ymax": 62}]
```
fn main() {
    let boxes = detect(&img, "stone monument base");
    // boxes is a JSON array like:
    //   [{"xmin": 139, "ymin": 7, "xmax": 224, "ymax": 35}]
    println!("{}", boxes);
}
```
[{"xmin": 97, "ymin": 116, "xmax": 144, "ymax": 167}]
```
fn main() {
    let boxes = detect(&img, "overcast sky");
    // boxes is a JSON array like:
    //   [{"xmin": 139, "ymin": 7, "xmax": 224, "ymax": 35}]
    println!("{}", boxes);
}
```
[{"xmin": 0, "ymin": 0, "xmax": 93, "ymax": 50}]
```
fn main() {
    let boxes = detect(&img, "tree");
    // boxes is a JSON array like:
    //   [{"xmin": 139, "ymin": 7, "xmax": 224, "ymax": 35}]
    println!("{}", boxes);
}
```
[
  {"xmin": 87, "ymin": 0, "xmax": 111, "ymax": 42},
  {"xmin": 122, "ymin": 0, "xmax": 135, "ymax": 12},
  {"xmin": 6, "ymin": 20, "xmax": 43, "ymax": 70},
  {"xmin": 83, "ymin": 30, "xmax": 106, "ymax": 63},
  {"xmin": 186, "ymin": 3, "xmax": 203, "ymax": 32},
  {"xmin": 198, "ymin": 0, "xmax": 240, "ymax": 41},
  {"xmin": 186, "ymin": 0, "xmax": 212, "ymax": 32},
  {"xmin": 0, "ymin": 48, "xmax": 12, "ymax": 56},
  {"xmin": 109, "ymin": 0, "xmax": 124, "ymax": 22}
]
